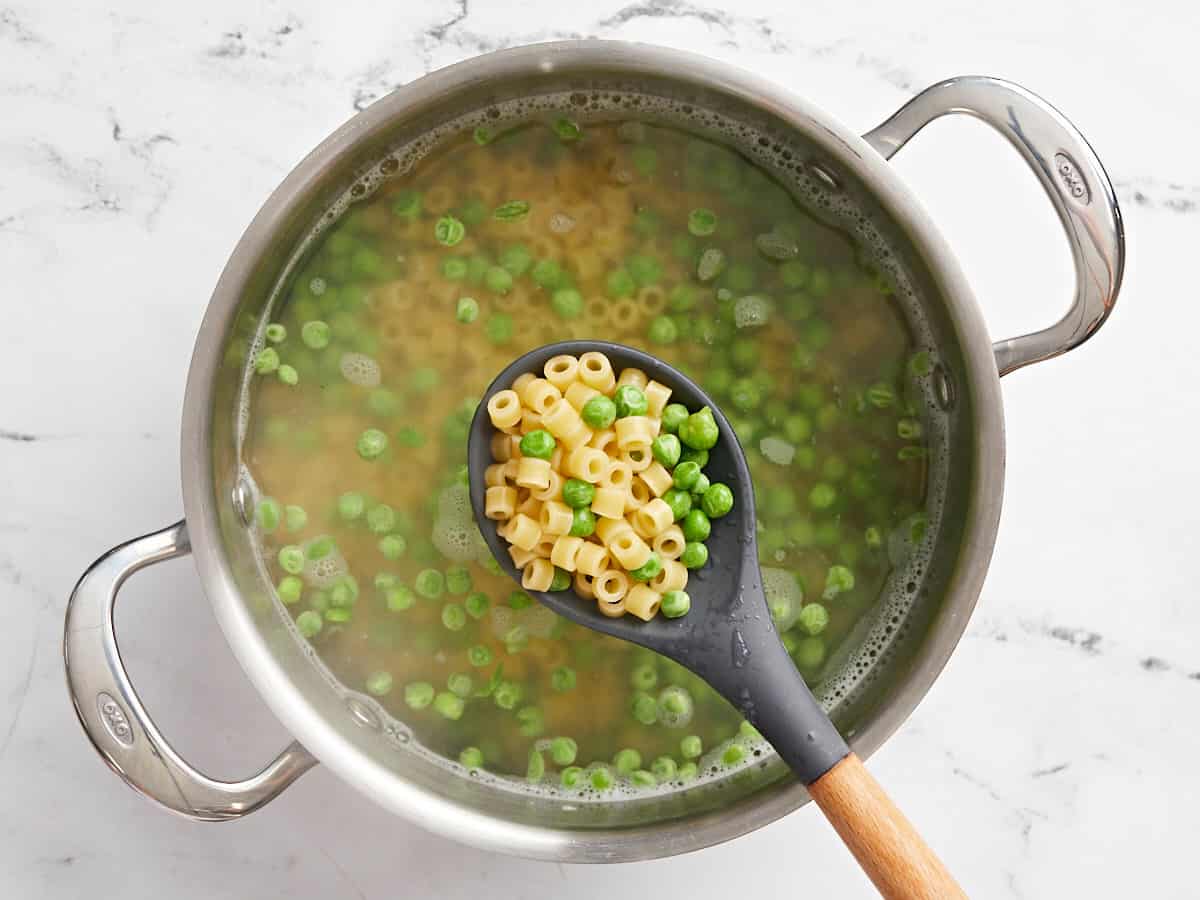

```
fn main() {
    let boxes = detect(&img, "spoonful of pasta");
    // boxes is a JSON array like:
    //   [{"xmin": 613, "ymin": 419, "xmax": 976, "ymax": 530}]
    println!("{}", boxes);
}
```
[{"xmin": 467, "ymin": 341, "xmax": 963, "ymax": 900}]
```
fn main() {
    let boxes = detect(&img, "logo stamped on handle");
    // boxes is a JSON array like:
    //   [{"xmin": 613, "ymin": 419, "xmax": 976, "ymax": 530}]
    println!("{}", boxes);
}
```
[
  {"xmin": 97, "ymin": 692, "xmax": 134, "ymax": 747},
  {"xmin": 1054, "ymin": 153, "xmax": 1091, "ymax": 205}
]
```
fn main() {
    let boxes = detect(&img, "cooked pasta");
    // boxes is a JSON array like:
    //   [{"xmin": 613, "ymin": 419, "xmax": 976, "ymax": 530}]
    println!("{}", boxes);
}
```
[{"xmin": 484, "ymin": 350, "xmax": 731, "ymax": 620}]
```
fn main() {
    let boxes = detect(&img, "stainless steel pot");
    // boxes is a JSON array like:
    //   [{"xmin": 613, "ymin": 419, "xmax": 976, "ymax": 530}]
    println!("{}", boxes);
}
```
[{"xmin": 64, "ymin": 41, "xmax": 1123, "ymax": 861}]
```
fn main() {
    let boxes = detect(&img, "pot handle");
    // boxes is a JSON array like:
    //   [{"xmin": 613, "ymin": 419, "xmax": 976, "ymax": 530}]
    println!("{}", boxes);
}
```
[
  {"xmin": 63, "ymin": 520, "xmax": 317, "ymax": 820},
  {"xmin": 862, "ymin": 76, "xmax": 1125, "ymax": 376}
]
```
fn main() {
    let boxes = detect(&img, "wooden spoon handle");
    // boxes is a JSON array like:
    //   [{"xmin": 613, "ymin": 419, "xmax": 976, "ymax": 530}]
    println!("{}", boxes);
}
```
[{"xmin": 807, "ymin": 753, "xmax": 966, "ymax": 899}]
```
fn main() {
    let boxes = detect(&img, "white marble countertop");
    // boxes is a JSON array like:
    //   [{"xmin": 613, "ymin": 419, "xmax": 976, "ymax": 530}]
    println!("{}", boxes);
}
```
[{"xmin": 3, "ymin": 0, "xmax": 1197, "ymax": 896}]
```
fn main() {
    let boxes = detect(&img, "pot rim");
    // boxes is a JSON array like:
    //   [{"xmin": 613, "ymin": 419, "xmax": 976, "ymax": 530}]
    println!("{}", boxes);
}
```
[{"xmin": 180, "ymin": 40, "xmax": 1004, "ymax": 861}]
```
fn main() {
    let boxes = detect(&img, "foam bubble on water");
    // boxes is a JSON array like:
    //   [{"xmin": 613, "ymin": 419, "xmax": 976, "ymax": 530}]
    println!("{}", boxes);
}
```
[
  {"xmin": 520, "ymin": 605, "xmax": 558, "ymax": 639},
  {"xmin": 489, "ymin": 605, "xmax": 514, "ymax": 639},
  {"xmin": 734, "ymin": 294, "xmax": 771, "ymax": 328},
  {"xmin": 339, "ymin": 352, "xmax": 382, "ymax": 388},
  {"xmin": 762, "ymin": 567, "xmax": 802, "ymax": 631},
  {"xmin": 548, "ymin": 212, "xmax": 575, "ymax": 234},
  {"xmin": 758, "ymin": 436, "xmax": 795, "ymax": 466},
  {"xmin": 432, "ymin": 484, "xmax": 490, "ymax": 564},
  {"xmin": 304, "ymin": 553, "xmax": 348, "ymax": 588}
]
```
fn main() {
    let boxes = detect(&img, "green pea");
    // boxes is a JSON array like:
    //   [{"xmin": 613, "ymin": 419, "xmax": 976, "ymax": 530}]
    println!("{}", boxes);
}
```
[
  {"xmin": 550, "ymin": 567, "xmax": 571, "ymax": 591},
  {"xmin": 493, "ymin": 199, "xmax": 530, "ymax": 221},
  {"xmin": 379, "ymin": 534, "xmax": 407, "ymax": 560},
  {"xmin": 551, "ymin": 287, "xmax": 584, "ymax": 319},
  {"xmin": 396, "ymin": 425, "xmax": 425, "ymax": 447},
  {"xmin": 441, "ymin": 603, "xmax": 467, "ymax": 631},
  {"xmin": 365, "ymin": 388, "xmax": 401, "ymax": 419},
  {"xmin": 447, "ymin": 672, "xmax": 473, "ymax": 698},
  {"xmin": 508, "ymin": 590, "xmax": 534, "ymax": 610},
  {"xmin": 651, "ymin": 434, "xmax": 681, "ymax": 467},
  {"xmin": 254, "ymin": 347, "xmax": 280, "ymax": 375},
  {"xmin": 722, "ymin": 743, "xmax": 746, "ymax": 767},
  {"xmin": 404, "ymin": 681, "xmax": 435, "ymax": 709},
  {"xmin": 701, "ymin": 483, "xmax": 734, "ymax": 518},
  {"xmin": 459, "ymin": 746, "xmax": 484, "ymax": 769},
  {"xmin": 493, "ymin": 680, "xmax": 522, "ymax": 710},
  {"xmin": 455, "ymin": 296, "xmax": 479, "ymax": 323},
  {"xmin": 569, "ymin": 508, "xmax": 596, "ymax": 537},
  {"xmin": 561, "ymin": 766, "xmax": 585, "ymax": 788},
  {"xmin": 662, "ymin": 488, "xmax": 692, "ymax": 521},
  {"xmin": 908, "ymin": 350, "xmax": 933, "ymax": 377},
  {"xmin": 681, "ymin": 509, "xmax": 711, "ymax": 542},
  {"xmin": 631, "ymin": 144, "xmax": 657, "ymax": 176},
  {"xmin": 631, "ymin": 662, "xmax": 658, "ymax": 691},
  {"xmin": 531, "ymin": 258, "xmax": 567, "ymax": 290},
  {"xmin": 485, "ymin": 313, "xmax": 513, "ymax": 345},
  {"xmin": 590, "ymin": 766, "xmax": 614, "ymax": 791},
  {"xmin": 306, "ymin": 535, "xmax": 335, "ymax": 560},
  {"xmin": 264, "ymin": 322, "xmax": 287, "ymax": 344},
  {"xmin": 628, "ymin": 770, "xmax": 655, "ymax": 788},
  {"xmin": 634, "ymin": 208, "xmax": 660, "ymax": 236},
  {"xmin": 614, "ymin": 385, "xmax": 647, "ymax": 418},
  {"xmin": 483, "ymin": 265, "xmax": 513, "ymax": 295},
  {"xmin": 793, "ymin": 636, "xmax": 826, "ymax": 670},
  {"xmin": 581, "ymin": 395, "xmax": 617, "ymax": 429},
  {"xmin": 606, "ymin": 268, "xmax": 635, "ymax": 298},
  {"xmin": 690, "ymin": 473, "xmax": 710, "ymax": 496},
  {"xmin": 661, "ymin": 403, "xmax": 689, "ymax": 434},
  {"xmin": 679, "ymin": 407, "xmax": 719, "ymax": 450},
  {"xmin": 866, "ymin": 383, "xmax": 895, "ymax": 408},
  {"xmin": 433, "ymin": 691, "xmax": 465, "ymax": 720},
  {"xmin": 276, "ymin": 576, "xmax": 303, "ymax": 605},
  {"xmin": 823, "ymin": 565, "xmax": 855, "ymax": 600},
  {"xmin": 356, "ymin": 428, "xmax": 388, "ymax": 460},
  {"xmin": 365, "ymin": 671, "xmax": 393, "ymax": 697},
  {"xmin": 442, "ymin": 256, "xmax": 468, "ymax": 281},
  {"xmin": 648, "ymin": 315, "xmax": 678, "ymax": 344},
  {"xmin": 898, "ymin": 418, "xmax": 923, "ymax": 440},
  {"xmin": 434, "ymin": 215, "xmax": 465, "ymax": 246},
  {"xmin": 467, "ymin": 644, "xmax": 493, "ymax": 667},
  {"xmin": 329, "ymin": 576, "xmax": 358, "ymax": 608},
  {"xmin": 296, "ymin": 610, "xmax": 322, "ymax": 638},
  {"xmin": 362, "ymin": 503, "xmax": 394, "ymax": 535},
  {"xmin": 631, "ymin": 692, "xmax": 658, "ymax": 725},
  {"xmin": 552, "ymin": 118, "xmax": 581, "ymax": 141},
  {"xmin": 672, "ymin": 461, "xmax": 701, "ymax": 490},
  {"xmin": 464, "ymin": 592, "xmax": 490, "ymax": 619},
  {"xmin": 256, "ymin": 497, "xmax": 281, "ymax": 532},
  {"xmin": 516, "ymin": 706, "xmax": 545, "ymax": 738},
  {"xmin": 628, "ymin": 254, "xmax": 662, "ymax": 287},
  {"xmin": 385, "ymin": 584, "xmax": 415, "ymax": 612},
  {"xmin": 678, "ymin": 761, "xmax": 699, "ymax": 781},
  {"xmin": 661, "ymin": 590, "xmax": 691, "ymax": 618},
  {"xmin": 519, "ymin": 429, "xmax": 556, "ymax": 460},
  {"xmin": 551, "ymin": 666, "xmax": 577, "ymax": 692},
  {"xmin": 278, "ymin": 545, "xmax": 304, "ymax": 575},
  {"xmin": 561, "ymin": 478, "xmax": 595, "ymax": 510},
  {"xmin": 391, "ymin": 190, "xmax": 421, "ymax": 219},
  {"xmin": 809, "ymin": 482, "xmax": 837, "ymax": 509},
  {"xmin": 613, "ymin": 748, "xmax": 642, "ymax": 774},
  {"xmin": 798, "ymin": 603, "xmax": 830, "ymax": 635},
  {"xmin": 729, "ymin": 377, "xmax": 762, "ymax": 412},
  {"xmin": 680, "ymin": 735, "xmax": 703, "ymax": 759},
  {"xmin": 650, "ymin": 756, "xmax": 678, "ymax": 780},
  {"xmin": 688, "ymin": 208, "xmax": 717, "ymax": 236},
  {"xmin": 549, "ymin": 736, "xmax": 578, "ymax": 766},
  {"xmin": 415, "ymin": 568, "xmax": 445, "ymax": 599}
]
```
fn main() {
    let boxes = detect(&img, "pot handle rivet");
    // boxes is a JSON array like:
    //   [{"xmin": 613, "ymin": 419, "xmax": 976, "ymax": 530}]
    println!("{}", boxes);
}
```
[
  {"xmin": 63, "ymin": 520, "xmax": 317, "ymax": 820},
  {"xmin": 863, "ymin": 76, "xmax": 1125, "ymax": 376}
]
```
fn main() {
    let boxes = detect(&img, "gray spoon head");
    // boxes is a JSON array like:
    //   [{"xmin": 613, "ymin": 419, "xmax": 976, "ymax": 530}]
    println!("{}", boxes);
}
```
[{"xmin": 467, "ymin": 341, "xmax": 848, "ymax": 784}]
